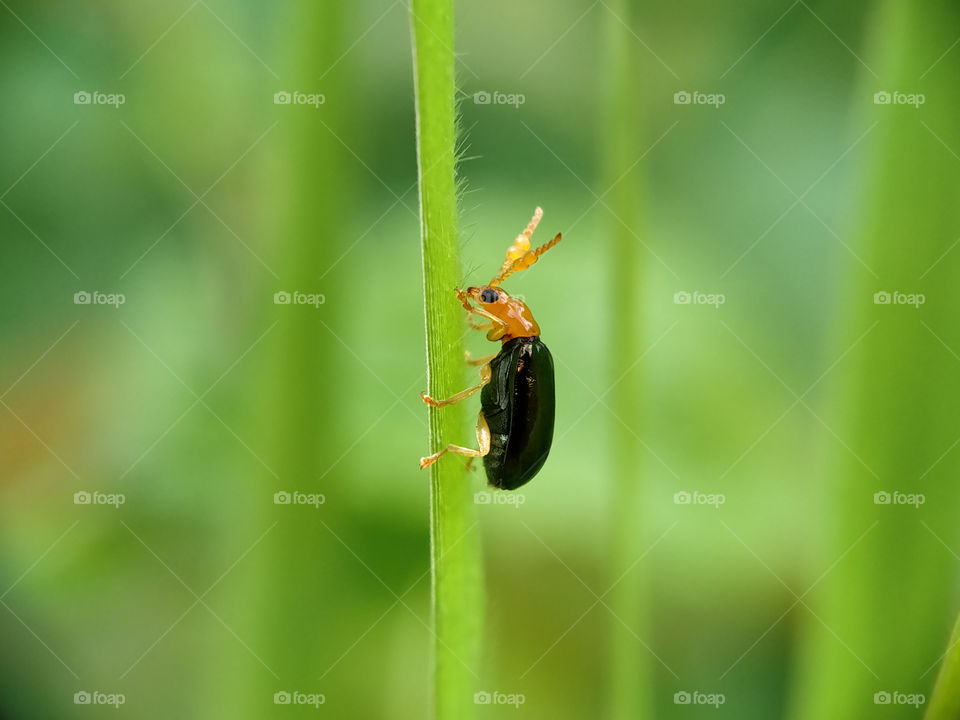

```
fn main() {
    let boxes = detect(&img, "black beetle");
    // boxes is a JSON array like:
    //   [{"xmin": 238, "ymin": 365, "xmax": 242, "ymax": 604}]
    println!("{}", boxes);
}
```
[{"xmin": 420, "ymin": 207, "xmax": 560, "ymax": 490}]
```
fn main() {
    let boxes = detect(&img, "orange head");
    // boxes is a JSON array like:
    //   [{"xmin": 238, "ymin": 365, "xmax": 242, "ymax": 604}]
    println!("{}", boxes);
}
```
[{"xmin": 457, "ymin": 207, "xmax": 561, "ymax": 342}]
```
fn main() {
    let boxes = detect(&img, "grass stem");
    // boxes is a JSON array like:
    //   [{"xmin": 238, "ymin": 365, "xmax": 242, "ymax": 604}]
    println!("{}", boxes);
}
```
[{"xmin": 410, "ymin": 1, "xmax": 483, "ymax": 717}]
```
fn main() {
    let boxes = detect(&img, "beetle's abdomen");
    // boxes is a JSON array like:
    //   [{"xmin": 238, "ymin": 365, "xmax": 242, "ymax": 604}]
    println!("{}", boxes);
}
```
[{"xmin": 481, "ymin": 337, "xmax": 555, "ymax": 490}]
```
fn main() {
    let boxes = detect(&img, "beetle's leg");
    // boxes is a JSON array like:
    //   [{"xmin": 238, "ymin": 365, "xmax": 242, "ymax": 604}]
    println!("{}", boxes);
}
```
[
  {"xmin": 420, "ymin": 412, "xmax": 491, "ymax": 469},
  {"xmin": 468, "ymin": 311, "xmax": 507, "ymax": 336},
  {"xmin": 458, "ymin": 290, "xmax": 508, "ymax": 334},
  {"xmin": 465, "ymin": 350, "xmax": 497, "ymax": 366},
  {"xmin": 421, "ymin": 364, "xmax": 491, "ymax": 407},
  {"xmin": 468, "ymin": 316, "xmax": 494, "ymax": 331},
  {"xmin": 466, "ymin": 307, "xmax": 508, "ymax": 340},
  {"xmin": 485, "ymin": 324, "xmax": 507, "ymax": 342}
]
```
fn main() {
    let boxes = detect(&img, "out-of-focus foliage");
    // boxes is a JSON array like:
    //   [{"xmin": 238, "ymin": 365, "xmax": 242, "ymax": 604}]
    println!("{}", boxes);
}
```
[{"xmin": 1, "ymin": 1, "xmax": 958, "ymax": 717}]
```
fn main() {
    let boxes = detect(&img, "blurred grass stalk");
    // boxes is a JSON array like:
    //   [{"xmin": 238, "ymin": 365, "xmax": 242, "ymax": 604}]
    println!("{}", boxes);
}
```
[
  {"xmin": 208, "ymin": 3, "xmax": 350, "ymax": 716},
  {"xmin": 410, "ymin": 0, "xmax": 483, "ymax": 717},
  {"xmin": 600, "ymin": 0, "xmax": 652, "ymax": 717},
  {"xmin": 926, "ymin": 613, "xmax": 960, "ymax": 719},
  {"xmin": 788, "ymin": 2, "xmax": 960, "ymax": 718}
]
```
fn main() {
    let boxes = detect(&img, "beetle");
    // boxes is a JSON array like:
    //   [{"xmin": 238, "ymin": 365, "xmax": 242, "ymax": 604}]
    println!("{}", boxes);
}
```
[{"xmin": 419, "ymin": 207, "xmax": 560, "ymax": 491}]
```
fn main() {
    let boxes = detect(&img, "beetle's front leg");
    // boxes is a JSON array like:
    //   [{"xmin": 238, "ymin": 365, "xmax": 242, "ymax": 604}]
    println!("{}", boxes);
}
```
[
  {"xmin": 419, "ymin": 411, "xmax": 491, "ymax": 469},
  {"xmin": 467, "ymin": 315, "xmax": 494, "ymax": 331},
  {"xmin": 420, "ymin": 363, "xmax": 491, "ymax": 407},
  {"xmin": 464, "ymin": 350, "xmax": 497, "ymax": 366},
  {"xmin": 457, "ymin": 288, "xmax": 507, "ymax": 336},
  {"xmin": 467, "ymin": 311, "xmax": 507, "ymax": 341}
]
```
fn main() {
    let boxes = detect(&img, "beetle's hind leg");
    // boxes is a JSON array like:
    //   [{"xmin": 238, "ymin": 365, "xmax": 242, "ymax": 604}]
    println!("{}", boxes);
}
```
[
  {"xmin": 421, "ymin": 363, "xmax": 491, "ymax": 407},
  {"xmin": 420, "ymin": 412, "xmax": 491, "ymax": 469}
]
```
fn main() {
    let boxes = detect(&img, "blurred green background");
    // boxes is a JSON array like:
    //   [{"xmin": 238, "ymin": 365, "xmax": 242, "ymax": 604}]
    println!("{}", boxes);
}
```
[{"xmin": 2, "ymin": 0, "xmax": 959, "ymax": 717}]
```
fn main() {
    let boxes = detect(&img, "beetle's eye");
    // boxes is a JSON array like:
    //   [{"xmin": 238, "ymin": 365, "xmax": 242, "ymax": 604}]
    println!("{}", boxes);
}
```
[{"xmin": 480, "ymin": 289, "xmax": 499, "ymax": 303}]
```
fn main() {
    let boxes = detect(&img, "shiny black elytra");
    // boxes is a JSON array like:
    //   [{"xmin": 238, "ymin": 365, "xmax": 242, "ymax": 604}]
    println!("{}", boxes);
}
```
[
  {"xmin": 480, "ymin": 336, "xmax": 556, "ymax": 490},
  {"xmin": 420, "ymin": 207, "xmax": 561, "ymax": 491}
]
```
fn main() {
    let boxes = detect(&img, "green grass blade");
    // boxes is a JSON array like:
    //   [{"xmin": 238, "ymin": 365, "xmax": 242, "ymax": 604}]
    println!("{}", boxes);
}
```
[{"xmin": 409, "ymin": 1, "xmax": 483, "ymax": 717}]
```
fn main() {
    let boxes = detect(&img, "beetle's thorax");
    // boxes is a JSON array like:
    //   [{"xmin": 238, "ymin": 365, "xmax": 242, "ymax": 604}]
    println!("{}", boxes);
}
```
[{"xmin": 494, "ymin": 296, "xmax": 540, "ymax": 341}]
